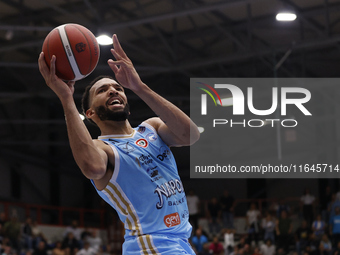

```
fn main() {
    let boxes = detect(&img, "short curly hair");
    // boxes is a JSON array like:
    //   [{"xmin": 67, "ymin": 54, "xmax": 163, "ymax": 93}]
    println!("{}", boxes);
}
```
[{"xmin": 81, "ymin": 75, "xmax": 115, "ymax": 125}]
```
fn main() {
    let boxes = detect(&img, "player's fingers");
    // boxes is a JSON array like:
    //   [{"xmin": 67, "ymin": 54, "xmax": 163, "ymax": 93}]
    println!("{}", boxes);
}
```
[
  {"xmin": 112, "ymin": 34, "xmax": 127, "ymax": 58},
  {"xmin": 107, "ymin": 59, "xmax": 119, "ymax": 74},
  {"xmin": 111, "ymin": 48, "xmax": 123, "ymax": 60},
  {"xmin": 38, "ymin": 52, "xmax": 49, "ymax": 77},
  {"xmin": 67, "ymin": 81, "xmax": 75, "ymax": 87},
  {"xmin": 50, "ymin": 55, "xmax": 56, "ymax": 76}
]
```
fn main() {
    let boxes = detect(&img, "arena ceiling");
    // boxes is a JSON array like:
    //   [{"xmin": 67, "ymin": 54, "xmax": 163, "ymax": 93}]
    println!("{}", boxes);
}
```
[{"xmin": 1, "ymin": 0, "xmax": 340, "ymax": 203}]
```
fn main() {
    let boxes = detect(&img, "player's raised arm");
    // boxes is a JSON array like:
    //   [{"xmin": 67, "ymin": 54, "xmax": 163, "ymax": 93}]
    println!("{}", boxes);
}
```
[
  {"xmin": 107, "ymin": 34, "xmax": 200, "ymax": 147},
  {"xmin": 38, "ymin": 52, "xmax": 109, "ymax": 180}
]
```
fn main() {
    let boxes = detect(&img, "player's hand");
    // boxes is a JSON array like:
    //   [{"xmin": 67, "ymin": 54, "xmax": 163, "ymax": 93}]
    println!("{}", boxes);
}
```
[
  {"xmin": 38, "ymin": 52, "xmax": 75, "ymax": 101},
  {"xmin": 107, "ymin": 34, "xmax": 145, "ymax": 92}
]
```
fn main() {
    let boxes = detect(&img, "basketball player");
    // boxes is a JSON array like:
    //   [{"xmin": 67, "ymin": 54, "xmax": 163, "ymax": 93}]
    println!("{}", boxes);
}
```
[{"xmin": 38, "ymin": 34, "xmax": 200, "ymax": 255}]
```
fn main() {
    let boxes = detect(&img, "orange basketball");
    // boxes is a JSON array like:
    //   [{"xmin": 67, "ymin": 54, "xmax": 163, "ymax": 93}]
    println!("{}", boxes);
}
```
[{"xmin": 42, "ymin": 24, "xmax": 100, "ymax": 81}]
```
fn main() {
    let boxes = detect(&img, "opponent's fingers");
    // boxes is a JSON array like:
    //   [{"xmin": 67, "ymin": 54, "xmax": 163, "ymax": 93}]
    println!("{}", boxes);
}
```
[{"xmin": 112, "ymin": 34, "xmax": 127, "ymax": 58}]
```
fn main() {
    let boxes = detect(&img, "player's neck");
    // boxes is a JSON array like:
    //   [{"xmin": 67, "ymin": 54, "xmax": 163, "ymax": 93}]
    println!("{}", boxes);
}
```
[{"xmin": 99, "ymin": 120, "xmax": 134, "ymax": 136}]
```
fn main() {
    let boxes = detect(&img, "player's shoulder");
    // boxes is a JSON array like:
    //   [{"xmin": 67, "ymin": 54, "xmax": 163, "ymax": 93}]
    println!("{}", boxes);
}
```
[
  {"xmin": 143, "ymin": 117, "xmax": 162, "ymax": 131},
  {"xmin": 93, "ymin": 139, "xmax": 114, "ymax": 154}
]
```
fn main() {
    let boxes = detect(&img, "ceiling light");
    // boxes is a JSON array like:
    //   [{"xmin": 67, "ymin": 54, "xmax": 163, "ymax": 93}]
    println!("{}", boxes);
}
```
[
  {"xmin": 276, "ymin": 12, "xmax": 297, "ymax": 21},
  {"xmin": 96, "ymin": 35, "xmax": 113, "ymax": 45}
]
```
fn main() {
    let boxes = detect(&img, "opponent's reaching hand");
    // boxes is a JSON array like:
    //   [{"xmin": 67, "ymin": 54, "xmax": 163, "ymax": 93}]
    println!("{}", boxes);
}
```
[
  {"xmin": 107, "ymin": 34, "xmax": 145, "ymax": 92},
  {"xmin": 38, "ymin": 52, "xmax": 75, "ymax": 101}
]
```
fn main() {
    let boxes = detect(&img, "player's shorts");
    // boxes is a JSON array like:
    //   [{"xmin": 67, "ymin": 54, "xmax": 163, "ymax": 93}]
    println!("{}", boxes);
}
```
[{"xmin": 123, "ymin": 234, "xmax": 196, "ymax": 255}]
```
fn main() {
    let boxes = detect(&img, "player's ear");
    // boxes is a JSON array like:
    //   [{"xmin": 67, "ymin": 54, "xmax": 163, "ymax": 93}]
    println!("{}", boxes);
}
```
[{"xmin": 86, "ymin": 108, "xmax": 95, "ymax": 119}]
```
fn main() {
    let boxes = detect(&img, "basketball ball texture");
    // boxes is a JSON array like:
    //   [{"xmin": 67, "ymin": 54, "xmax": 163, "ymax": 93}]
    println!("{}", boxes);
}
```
[{"xmin": 42, "ymin": 24, "xmax": 100, "ymax": 81}]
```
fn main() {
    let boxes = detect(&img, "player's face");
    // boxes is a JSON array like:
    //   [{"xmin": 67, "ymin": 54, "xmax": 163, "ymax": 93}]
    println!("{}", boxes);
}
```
[{"xmin": 88, "ymin": 78, "xmax": 130, "ymax": 121}]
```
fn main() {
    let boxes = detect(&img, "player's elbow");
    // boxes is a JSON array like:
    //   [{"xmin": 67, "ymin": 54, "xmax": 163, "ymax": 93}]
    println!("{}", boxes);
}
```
[{"xmin": 189, "ymin": 126, "xmax": 200, "ymax": 145}]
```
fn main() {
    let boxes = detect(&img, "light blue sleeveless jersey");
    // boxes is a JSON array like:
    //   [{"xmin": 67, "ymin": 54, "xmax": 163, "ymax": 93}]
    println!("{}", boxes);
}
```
[{"xmin": 91, "ymin": 122, "xmax": 192, "ymax": 240}]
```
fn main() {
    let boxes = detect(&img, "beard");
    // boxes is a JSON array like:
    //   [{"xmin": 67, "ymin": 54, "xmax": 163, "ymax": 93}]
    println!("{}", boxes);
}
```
[{"xmin": 95, "ymin": 103, "xmax": 130, "ymax": 121}]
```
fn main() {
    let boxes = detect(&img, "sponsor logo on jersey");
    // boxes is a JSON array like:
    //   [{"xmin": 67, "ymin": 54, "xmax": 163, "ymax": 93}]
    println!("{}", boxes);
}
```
[
  {"xmin": 137, "ymin": 126, "xmax": 146, "ymax": 133},
  {"xmin": 147, "ymin": 166, "xmax": 164, "ymax": 182},
  {"xmin": 135, "ymin": 138, "xmax": 148, "ymax": 148},
  {"xmin": 157, "ymin": 146, "xmax": 171, "ymax": 161},
  {"xmin": 146, "ymin": 132, "xmax": 157, "ymax": 142},
  {"xmin": 138, "ymin": 154, "xmax": 153, "ymax": 166},
  {"xmin": 118, "ymin": 142, "xmax": 135, "ymax": 154},
  {"xmin": 164, "ymin": 212, "xmax": 181, "ymax": 228},
  {"xmin": 154, "ymin": 179, "xmax": 184, "ymax": 209},
  {"xmin": 147, "ymin": 166, "xmax": 158, "ymax": 177}
]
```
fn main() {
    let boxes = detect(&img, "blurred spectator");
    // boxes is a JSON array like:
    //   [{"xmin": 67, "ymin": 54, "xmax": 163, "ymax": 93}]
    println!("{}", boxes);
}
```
[
  {"xmin": 220, "ymin": 190, "xmax": 235, "ymax": 229},
  {"xmin": 312, "ymin": 215, "xmax": 326, "ymax": 240},
  {"xmin": 31, "ymin": 221, "xmax": 42, "ymax": 242},
  {"xmin": 295, "ymin": 219, "xmax": 311, "ymax": 254},
  {"xmin": 209, "ymin": 236, "xmax": 224, "ymax": 255},
  {"xmin": 64, "ymin": 220, "xmax": 82, "ymax": 241},
  {"xmin": 76, "ymin": 242, "xmax": 96, "ymax": 255},
  {"xmin": 198, "ymin": 243, "xmax": 211, "ymax": 255},
  {"xmin": 230, "ymin": 245, "xmax": 241, "ymax": 255},
  {"xmin": 306, "ymin": 233, "xmax": 319, "ymax": 255},
  {"xmin": 86, "ymin": 230, "xmax": 101, "ymax": 253},
  {"xmin": 261, "ymin": 212, "xmax": 275, "ymax": 242},
  {"xmin": 191, "ymin": 228, "xmax": 208, "ymax": 253},
  {"xmin": 237, "ymin": 237, "xmax": 247, "ymax": 250},
  {"xmin": 207, "ymin": 197, "xmax": 222, "ymax": 237},
  {"xmin": 224, "ymin": 228, "xmax": 235, "ymax": 254},
  {"xmin": 275, "ymin": 210, "xmax": 293, "ymax": 253},
  {"xmin": 3, "ymin": 215, "xmax": 21, "ymax": 253},
  {"xmin": 187, "ymin": 190, "xmax": 200, "ymax": 232},
  {"xmin": 2, "ymin": 245, "xmax": 12, "ymax": 255},
  {"xmin": 319, "ymin": 234, "xmax": 331, "ymax": 255},
  {"xmin": 80, "ymin": 227, "xmax": 91, "ymax": 247},
  {"xmin": 275, "ymin": 199, "xmax": 290, "ymax": 219},
  {"xmin": 52, "ymin": 241, "xmax": 65, "ymax": 255},
  {"xmin": 62, "ymin": 232, "xmax": 80, "ymax": 255},
  {"xmin": 329, "ymin": 206, "xmax": 340, "ymax": 247},
  {"xmin": 0, "ymin": 213, "xmax": 7, "ymax": 234},
  {"xmin": 276, "ymin": 248, "xmax": 285, "ymax": 255},
  {"xmin": 243, "ymin": 244, "xmax": 252, "ymax": 255},
  {"xmin": 316, "ymin": 243, "xmax": 328, "ymax": 255},
  {"xmin": 301, "ymin": 188, "xmax": 315, "ymax": 225},
  {"xmin": 320, "ymin": 186, "xmax": 332, "ymax": 223},
  {"xmin": 33, "ymin": 232, "xmax": 48, "ymax": 251},
  {"xmin": 333, "ymin": 241, "xmax": 340, "ymax": 255},
  {"xmin": 329, "ymin": 194, "xmax": 340, "ymax": 228},
  {"xmin": 33, "ymin": 241, "xmax": 47, "ymax": 255},
  {"xmin": 0, "ymin": 225, "xmax": 3, "ymax": 247},
  {"xmin": 252, "ymin": 247, "xmax": 262, "ymax": 255},
  {"xmin": 23, "ymin": 217, "xmax": 34, "ymax": 251},
  {"xmin": 246, "ymin": 203, "xmax": 261, "ymax": 245},
  {"xmin": 260, "ymin": 239, "xmax": 275, "ymax": 255}
]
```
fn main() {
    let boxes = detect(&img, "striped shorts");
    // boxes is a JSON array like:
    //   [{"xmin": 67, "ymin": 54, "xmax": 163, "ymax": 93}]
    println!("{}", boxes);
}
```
[{"xmin": 123, "ymin": 234, "xmax": 195, "ymax": 255}]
